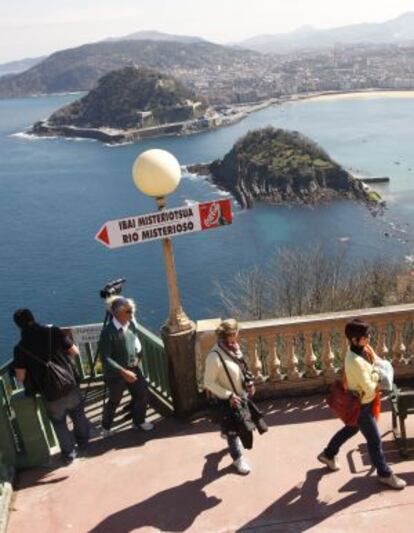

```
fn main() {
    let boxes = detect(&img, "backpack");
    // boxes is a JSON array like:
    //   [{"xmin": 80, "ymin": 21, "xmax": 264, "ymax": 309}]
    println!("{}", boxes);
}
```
[{"xmin": 18, "ymin": 329, "xmax": 77, "ymax": 401}]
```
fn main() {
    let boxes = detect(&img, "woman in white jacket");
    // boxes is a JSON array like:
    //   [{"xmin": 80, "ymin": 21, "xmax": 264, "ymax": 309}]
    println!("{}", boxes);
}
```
[
  {"xmin": 204, "ymin": 319, "xmax": 255, "ymax": 475},
  {"xmin": 318, "ymin": 318, "xmax": 406, "ymax": 490}
]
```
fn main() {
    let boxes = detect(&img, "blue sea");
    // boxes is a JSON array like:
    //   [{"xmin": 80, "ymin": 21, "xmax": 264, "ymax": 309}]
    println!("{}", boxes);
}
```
[{"xmin": 1, "ymin": 93, "xmax": 414, "ymax": 363}]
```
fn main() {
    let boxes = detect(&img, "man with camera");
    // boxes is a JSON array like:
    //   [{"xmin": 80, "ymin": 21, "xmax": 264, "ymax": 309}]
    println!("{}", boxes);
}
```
[
  {"xmin": 100, "ymin": 296, "xmax": 153, "ymax": 435},
  {"xmin": 12, "ymin": 308, "xmax": 90, "ymax": 465}
]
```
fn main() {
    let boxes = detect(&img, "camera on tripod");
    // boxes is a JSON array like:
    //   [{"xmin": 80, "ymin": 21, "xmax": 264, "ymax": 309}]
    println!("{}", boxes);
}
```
[{"xmin": 99, "ymin": 278, "xmax": 126, "ymax": 300}]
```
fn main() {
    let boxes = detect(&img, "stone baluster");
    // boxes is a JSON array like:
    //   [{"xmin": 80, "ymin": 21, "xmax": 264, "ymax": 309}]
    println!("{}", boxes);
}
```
[
  {"xmin": 285, "ymin": 333, "xmax": 300, "ymax": 381},
  {"xmin": 339, "ymin": 332, "xmax": 348, "ymax": 364},
  {"xmin": 407, "ymin": 324, "xmax": 414, "ymax": 365},
  {"xmin": 376, "ymin": 323, "xmax": 389, "ymax": 359},
  {"xmin": 266, "ymin": 334, "xmax": 282, "ymax": 381},
  {"xmin": 246, "ymin": 337, "xmax": 264, "ymax": 382},
  {"xmin": 392, "ymin": 320, "xmax": 406, "ymax": 367},
  {"xmin": 303, "ymin": 331, "xmax": 318, "ymax": 377},
  {"xmin": 322, "ymin": 329, "xmax": 336, "ymax": 379}
]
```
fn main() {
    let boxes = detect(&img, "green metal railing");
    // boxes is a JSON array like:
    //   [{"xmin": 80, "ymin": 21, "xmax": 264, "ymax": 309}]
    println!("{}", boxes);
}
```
[
  {"xmin": 66, "ymin": 321, "xmax": 172, "ymax": 405},
  {"xmin": 0, "ymin": 321, "xmax": 172, "ymax": 468}
]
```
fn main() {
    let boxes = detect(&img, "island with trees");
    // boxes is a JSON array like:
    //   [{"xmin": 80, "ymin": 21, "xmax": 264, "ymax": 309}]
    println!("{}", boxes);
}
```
[
  {"xmin": 30, "ymin": 67, "xmax": 247, "ymax": 143},
  {"xmin": 188, "ymin": 127, "xmax": 383, "ymax": 209}
]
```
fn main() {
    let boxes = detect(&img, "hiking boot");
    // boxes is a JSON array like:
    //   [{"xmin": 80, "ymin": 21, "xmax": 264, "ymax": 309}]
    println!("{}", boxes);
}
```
[
  {"xmin": 233, "ymin": 457, "xmax": 251, "ymax": 475},
  {"xmin": 317, "ymin": 452, "xmax": 340, "ymax": 471},
  {"xmin": 379, "ymin": 473, "xmax": 407, "ymax": 490}
]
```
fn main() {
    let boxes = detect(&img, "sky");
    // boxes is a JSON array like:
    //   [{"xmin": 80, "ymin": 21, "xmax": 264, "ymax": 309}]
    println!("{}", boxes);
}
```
[{"xmin": 0, "ymin": 0, "xmax": 413, "ymax": 63}]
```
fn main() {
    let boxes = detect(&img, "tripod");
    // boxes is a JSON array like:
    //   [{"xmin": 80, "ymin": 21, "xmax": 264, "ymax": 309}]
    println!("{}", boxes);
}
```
[{"xmin": 82, "ymin": 309, "xmax": 112, "ymax": 412}]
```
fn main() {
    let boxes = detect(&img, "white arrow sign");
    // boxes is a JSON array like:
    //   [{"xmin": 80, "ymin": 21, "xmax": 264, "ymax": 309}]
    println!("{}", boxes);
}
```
[{"xmin": 95, "ymin": 199, "xmax": 232, "ymax": 249}]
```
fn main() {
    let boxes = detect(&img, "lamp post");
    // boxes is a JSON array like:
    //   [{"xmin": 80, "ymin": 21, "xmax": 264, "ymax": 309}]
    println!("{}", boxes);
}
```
[{"xmin": 132, "ymin": 149, "xmax": 198, "ymax": 415}]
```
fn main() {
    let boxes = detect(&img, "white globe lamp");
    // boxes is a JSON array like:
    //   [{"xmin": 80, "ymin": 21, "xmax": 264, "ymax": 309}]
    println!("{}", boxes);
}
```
[{"xmin": 132, "ymin": 149, "xmax": 181, "ymax": 198}]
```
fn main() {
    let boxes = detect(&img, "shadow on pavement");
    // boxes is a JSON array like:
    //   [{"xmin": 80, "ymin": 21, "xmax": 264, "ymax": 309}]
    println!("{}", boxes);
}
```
[
  {"xmin": 238, "ymin": 468, "xmax": 414, "ymax": 532},
  {"xmin": 87, "ymin": 449, "xmax": 230, "ymax": 533}
]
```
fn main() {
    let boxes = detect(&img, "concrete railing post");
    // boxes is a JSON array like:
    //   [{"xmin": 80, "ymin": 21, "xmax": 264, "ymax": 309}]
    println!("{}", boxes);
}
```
[{"xmin": 161, "ymin": 324, "xmax": 199, "ymax": 416}]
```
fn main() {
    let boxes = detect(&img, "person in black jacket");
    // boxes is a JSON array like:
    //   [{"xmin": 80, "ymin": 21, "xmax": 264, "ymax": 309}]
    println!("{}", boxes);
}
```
[{"xmin": 13, "ymin": 308, "xmax": 90, "ymax": 465}]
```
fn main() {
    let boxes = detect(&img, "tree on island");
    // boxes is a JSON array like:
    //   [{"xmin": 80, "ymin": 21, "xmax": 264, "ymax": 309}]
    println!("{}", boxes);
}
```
[
  {"xmin": 200, "ymin": 127, "xmax": 379, "ymax": 208},
  {"xmin": 47, "ymin": 66, "xmax": 205, "ymax": 130}
]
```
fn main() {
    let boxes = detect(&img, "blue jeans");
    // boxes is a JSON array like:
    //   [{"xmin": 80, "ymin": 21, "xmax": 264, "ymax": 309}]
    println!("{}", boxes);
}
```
[
  {"xmin": 227, "ymin": 433, "xmax": 242, "ymax": 460},
  {"xmin": 324, "ymin": 401, "xmax": 391, "ymax": 477},
  {"xmin": 45, "ymin": 387, "xmax": 90, "ymax": 459}
]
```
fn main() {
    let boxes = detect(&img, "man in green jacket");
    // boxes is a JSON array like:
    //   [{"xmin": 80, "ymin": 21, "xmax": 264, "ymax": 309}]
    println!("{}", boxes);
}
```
[{"xmin": 101, "ymin": 297, "xmax": 153, "ymax": 436}]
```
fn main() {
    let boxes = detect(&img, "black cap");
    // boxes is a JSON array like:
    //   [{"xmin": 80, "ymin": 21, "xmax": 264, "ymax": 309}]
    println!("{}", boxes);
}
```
[{"xmin": 344, "ymin": 318, "xmax": 370, "ymax": 341}]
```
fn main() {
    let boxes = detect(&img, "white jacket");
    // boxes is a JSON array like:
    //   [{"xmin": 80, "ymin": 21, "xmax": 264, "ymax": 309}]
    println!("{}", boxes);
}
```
[
  {"xmin": 204, "ymin": 344, "xmax": 245, "ymax": 400},
  {"xmin": 345, "ymin": 349, "xmax": 380, "ymax": 404}
]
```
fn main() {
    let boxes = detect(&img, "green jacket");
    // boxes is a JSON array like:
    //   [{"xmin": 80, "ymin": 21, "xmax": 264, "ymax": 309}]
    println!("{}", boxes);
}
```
[{"xmin": 100, "ymin": 321, "xmax": 141, "ymax": 378}]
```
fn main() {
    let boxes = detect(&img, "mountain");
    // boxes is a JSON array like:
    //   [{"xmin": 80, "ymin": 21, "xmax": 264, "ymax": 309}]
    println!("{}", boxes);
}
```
[
  {"xmin": 106, "ymin": 30, "xmax": 206, "ymax": 44},
  {"xmin": 0, "ymin": 56, "xmax": 45, "ymax": 77},
  {"xmin": 190, "ymin": 127, "xmax": 379, "ymax": 208},
  {"xmin": 237, "ymin": 12, "xmax": 414, "ymax": 53},
  {"xmin": 44, "ymin": 67, "xmax": 203, "ymax": 129},
  {"xmin": 0, "ymin": 39, "xmax": 262, "ymax": 99}
]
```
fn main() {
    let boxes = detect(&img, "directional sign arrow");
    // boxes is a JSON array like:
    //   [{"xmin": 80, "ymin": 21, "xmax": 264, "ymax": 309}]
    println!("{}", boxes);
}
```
[{"xmin": 96, "ymin": 225, "xmax": 110, "ymax": 247}]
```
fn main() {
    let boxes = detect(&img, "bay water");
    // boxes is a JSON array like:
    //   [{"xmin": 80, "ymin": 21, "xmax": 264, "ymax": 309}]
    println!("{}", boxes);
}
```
[{"xmin": 0, "ymin": 93, "xmax": 413, "ymax": 363}]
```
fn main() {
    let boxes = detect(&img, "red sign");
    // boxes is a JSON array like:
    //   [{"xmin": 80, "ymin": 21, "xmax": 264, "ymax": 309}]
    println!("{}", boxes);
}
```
[{"xmin": 199, "ymin": 199, "xmax": 233, "ymax": 230}]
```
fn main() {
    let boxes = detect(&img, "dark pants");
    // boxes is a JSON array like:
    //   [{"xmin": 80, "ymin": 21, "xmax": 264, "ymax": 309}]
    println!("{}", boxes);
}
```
[
  {"xmin": 102, "ymin": 367, "xmax": 149, "ymax": 430},
  {"xmin": 45, "ymin": 387, "xmax": 90, "ymax": 459},
  {"xmin": 323, "ymin": 401, "xmax": 391, "ymax": 477}
]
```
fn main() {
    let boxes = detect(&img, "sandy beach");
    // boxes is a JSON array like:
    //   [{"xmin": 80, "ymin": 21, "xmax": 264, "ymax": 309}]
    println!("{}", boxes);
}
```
[
  {"xmin": 236, "ymin": 90, "xmax": 414, "ymax": 117},
  {"xmin": 294, "ymin": 89, "xmax": 414, "ymax": 102}
]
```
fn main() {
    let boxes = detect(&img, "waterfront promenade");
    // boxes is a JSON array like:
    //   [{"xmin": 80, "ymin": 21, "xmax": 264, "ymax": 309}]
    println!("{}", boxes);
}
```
[{"xmin": 7, "ymin": 394, "xmax": 414, "ymax": 533}]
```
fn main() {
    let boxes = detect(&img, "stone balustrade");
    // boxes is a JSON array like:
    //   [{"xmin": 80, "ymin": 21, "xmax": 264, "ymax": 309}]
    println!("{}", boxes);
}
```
[{"xmin": 195, "ymin": 303, "xmax": 414, "ymax": 398}]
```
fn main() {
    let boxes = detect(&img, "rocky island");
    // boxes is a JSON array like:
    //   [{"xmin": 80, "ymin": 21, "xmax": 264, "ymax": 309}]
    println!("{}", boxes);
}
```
[
  {"xmin": 30, "ymin": 67, "xmax": 246, "ymax": 143},
  {"xmin": 188, "ymin": 127, "xmax": 383, "ymax": 209}
]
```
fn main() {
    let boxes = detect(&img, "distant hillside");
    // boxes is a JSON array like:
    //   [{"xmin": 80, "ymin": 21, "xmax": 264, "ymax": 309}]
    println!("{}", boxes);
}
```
[
  {"xmin": 237, "ymin": 12, "xmax": 414, "ymax": 53},
  {"xmin": 0, "ymin": 40, "xmax": 262, "ymax": 99},
  {"xmin": 106, "ymin": 30, "xmax": 206, "ymax": 44},
  {"xmin": 45, "ymin": 67, "xmax": 204, "ymax": 129},
  {"xmin": 190, "ymin": 127, "xmax": 379, "ymax": 208},
  {"xmin": 0, "ymin": 56, "xmax": 45, "ymax": 77}
]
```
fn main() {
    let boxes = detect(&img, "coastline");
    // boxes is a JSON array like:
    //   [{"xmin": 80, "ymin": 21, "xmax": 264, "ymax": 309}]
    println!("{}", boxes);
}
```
[
  {"xmin": 217, "ymin": 89, "xmax": 414, "ymax": 122},
  {"xmin": 29, "ymin": 109, "xmax": 249, "ymax": 144},
  {"xmin": 286, "ymin": 89, "xmax": 414, "ymax": 103},
  {"xmin": 26, "ymin": 89, "xmax": 414, "ymax": 145}
]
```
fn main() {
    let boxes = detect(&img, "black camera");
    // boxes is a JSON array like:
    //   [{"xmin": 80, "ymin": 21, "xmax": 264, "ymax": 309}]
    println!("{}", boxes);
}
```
[{"xmin": 100, "ymin": 278, "xmax": 126, "ymax": 299}]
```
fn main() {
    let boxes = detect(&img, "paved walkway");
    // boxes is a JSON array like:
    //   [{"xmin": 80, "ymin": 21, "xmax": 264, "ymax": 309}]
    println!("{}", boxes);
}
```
[{"xmin": 7, "ymin": 395, "xmax": 414, "ymax": 532}]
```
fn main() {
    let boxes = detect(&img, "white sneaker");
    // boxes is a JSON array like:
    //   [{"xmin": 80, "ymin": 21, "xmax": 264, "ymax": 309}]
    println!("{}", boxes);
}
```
[
  {"xmin": 317, "ymin": 452, "xmax": 340, "ymax": 471},
  {"xmin": 101, "ymin": 428, "xmax": 114, "ymax": 438},
  {"xmin": 138, "ymin": 422, "xmax": 154, "ymax": 431},
  {"xmin": 233, "ymin": 457, "xmax": 251, "ymax": 475},
  {"xmin": 379, "ymin": 473, "xmax": 407, "ymax": 490}
]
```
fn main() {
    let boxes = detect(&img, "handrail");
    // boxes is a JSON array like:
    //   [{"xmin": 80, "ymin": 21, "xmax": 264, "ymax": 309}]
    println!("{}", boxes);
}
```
[{"xmin": 196, "ymin": 303, "xmax": 414, "ymax": 396}]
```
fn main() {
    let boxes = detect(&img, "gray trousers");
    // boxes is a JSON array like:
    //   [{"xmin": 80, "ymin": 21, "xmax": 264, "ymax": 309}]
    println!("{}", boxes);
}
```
[
  {"xmin": 45, "ymin": 387, "xmax": 90, "ymax": 458},
  {"xmin": 102, "ymin": 367, "xmax": 149, "ymax": 430}
]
